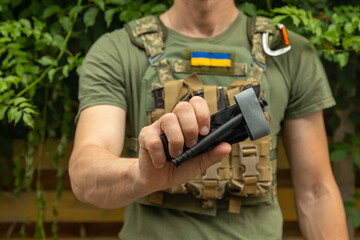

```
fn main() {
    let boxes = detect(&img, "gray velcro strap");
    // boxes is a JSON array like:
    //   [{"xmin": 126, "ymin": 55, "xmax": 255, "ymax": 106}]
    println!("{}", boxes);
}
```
[{"xmin": 234, "ymin": 88, "xmax": 270, "ymax": 140}]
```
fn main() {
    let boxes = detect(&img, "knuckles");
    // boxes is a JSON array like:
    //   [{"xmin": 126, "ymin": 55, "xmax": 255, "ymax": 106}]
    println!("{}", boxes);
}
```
[
  {"xmin": 172, "ymin": 101, "xmax": 193, "ymax": 115},
  {"xmin": 146, "ymin": 138, "xmax": 163, "ymax": 151},
  {"xmin": 161, "ymin": 112, "xmax": 178, "ymax": 123},
  {"xmin": 189, "ymin": 96, "xmax": 206, "ymax": 105}
]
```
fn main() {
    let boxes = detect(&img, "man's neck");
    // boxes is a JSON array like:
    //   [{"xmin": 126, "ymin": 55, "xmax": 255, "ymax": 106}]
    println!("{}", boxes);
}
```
[{"xmin": 159, "ymin": 0, "xmax": 239, "ymax": 38}]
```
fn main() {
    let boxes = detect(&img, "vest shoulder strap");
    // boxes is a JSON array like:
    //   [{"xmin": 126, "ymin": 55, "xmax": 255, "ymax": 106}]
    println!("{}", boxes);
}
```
[
  {"xmin": 124, "ymin": 15, "xmax": 168, "ymax": 58},
  {"xmin": 246, "ymin": 15, "xmax": 282, "ymax": 49}
]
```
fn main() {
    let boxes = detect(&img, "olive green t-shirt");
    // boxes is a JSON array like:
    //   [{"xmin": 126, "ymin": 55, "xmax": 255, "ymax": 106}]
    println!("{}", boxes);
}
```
[{"xmin": 78, "ymin": 11, "xmax": 335, "ymax": 240}]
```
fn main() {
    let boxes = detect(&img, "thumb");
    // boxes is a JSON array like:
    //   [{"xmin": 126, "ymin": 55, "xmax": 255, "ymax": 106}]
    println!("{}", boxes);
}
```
[{"xmin": 189, "ymin": 142, "xmax": 232, "ymax": 173}]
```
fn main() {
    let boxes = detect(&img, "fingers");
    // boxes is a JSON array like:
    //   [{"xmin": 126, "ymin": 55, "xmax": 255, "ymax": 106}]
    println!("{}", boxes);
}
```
[
  {"xmin": 138, "ymin": 124, "xmax": 167, "ymax": 168},
  {"xmin": 172, "ymin": 101, "xmax": 199, "ymax": 148},
  {"xmin": 171, "ymin": 96, "xmax": 210, "ymax": 148},
  {"xmin": 189, "ymin": 96, "xmax": 210, "ymax": 136},
  {"xmin": 139, "ymin": 97, "xmax": 211, "ymax": 169},
  {"xmin": 160, "ymin": 113, "xmax": 184, "ymax": 158}
]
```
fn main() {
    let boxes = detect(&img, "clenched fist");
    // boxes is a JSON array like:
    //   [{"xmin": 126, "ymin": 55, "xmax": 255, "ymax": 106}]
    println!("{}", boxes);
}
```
[{"xmin": 136, "ymin": 96, "xmax": 232, "ymax": 192}]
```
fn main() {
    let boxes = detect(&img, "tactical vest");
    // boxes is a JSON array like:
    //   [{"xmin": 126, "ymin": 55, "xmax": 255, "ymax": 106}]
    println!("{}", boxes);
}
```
[{"xmin": 124, "ymin": 14, "xmax": 291, "ymax": 215}]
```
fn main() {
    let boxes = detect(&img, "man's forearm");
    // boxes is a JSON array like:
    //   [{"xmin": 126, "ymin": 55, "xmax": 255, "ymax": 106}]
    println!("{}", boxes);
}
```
[
  {"xmin": 69, "ymin": 145, "xmax": 149, "ymax": 209},
  {"xmin": 296, "ymin": 181, "xmax": 348, "ymax": 240}
]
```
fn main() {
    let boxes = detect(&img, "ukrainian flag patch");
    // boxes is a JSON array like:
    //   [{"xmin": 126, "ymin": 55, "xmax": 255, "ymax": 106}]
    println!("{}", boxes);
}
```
[{"xmin": 191, "ymin": 51, "xmax": 232, "ymax": 67}]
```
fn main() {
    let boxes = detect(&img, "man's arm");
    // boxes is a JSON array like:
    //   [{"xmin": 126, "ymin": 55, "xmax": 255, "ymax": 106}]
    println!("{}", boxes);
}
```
[
  {"xmin": 69, "ymin": 99, "xmax": 231, "ymax": 209},
  {"xmin": 282, "ymin": 110, "xmax": 348, "ymax": 239}
]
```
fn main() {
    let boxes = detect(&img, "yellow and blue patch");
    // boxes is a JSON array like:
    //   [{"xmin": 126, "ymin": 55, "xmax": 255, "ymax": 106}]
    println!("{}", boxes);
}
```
[{"xmin": 190, "ymin": 51, "xmax": 232, "ymax": 67}]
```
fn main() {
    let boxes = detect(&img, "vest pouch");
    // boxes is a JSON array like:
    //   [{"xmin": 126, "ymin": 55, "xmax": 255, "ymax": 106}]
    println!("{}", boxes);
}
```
[
  {"xmin": 186, "ymin": 156, "xmax": 229, "ymax": 201},
  {"xmin": 229, "ymin": 135, "xmax": 272, "ymax": 197}
]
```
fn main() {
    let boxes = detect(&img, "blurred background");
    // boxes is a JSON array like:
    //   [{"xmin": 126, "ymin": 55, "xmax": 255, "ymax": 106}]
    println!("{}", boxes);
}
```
[{"xmin": 0, "ymin": 0, "xmax": 359, "ymax": 239}]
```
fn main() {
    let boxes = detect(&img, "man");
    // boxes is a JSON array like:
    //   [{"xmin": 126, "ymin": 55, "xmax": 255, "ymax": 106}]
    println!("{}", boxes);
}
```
[{"xmin": 69, "ymin": 0, "xmax": 348, "ymax": 239}]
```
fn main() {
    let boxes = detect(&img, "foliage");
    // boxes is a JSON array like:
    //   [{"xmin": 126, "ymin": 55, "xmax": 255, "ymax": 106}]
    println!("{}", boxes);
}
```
[
  {"xmin": 0, "ymin": 0, "xmax": 359, "ymax": 238},
  {"xmin": 265, "ymin": 0, "xmax": 360, "ymax": 229}
]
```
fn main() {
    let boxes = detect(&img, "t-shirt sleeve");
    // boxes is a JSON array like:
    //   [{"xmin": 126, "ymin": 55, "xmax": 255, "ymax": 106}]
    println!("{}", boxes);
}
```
[
  {"xmin": 76, "ymin": 32, "xmax": 127, "ymax": 122},
  {"xmin": 284, "ymin": 34, "xmax": 336, "ymax": 119}
]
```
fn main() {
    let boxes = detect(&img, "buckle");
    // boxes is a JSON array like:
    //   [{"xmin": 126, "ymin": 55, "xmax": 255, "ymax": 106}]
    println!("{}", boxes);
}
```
[
  {"xmin": 240, "ymin": 145, "xmax": 259, "ymax": 178},
  {"xmin": 262, "ymin": 24, "xmax": 291, "ymax": 57},
  {"xmin": 251, "ymin": 56, "xmax": 267, "ymax": 72},
  {"xmin": 148, "ymin": 50, "xmax": 164, "ymax": 66}
]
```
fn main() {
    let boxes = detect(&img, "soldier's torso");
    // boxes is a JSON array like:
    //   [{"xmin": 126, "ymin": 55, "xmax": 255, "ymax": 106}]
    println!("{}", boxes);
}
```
[{"xmin": 125, "ymin": 13, "xmax": 284, "ymax": 215}]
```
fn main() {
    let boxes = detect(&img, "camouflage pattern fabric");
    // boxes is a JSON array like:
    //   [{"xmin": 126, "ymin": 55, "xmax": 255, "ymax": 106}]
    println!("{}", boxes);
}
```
[{"xmin": 154, "ymin": 59, "xmax": 174, "ymax": 83}]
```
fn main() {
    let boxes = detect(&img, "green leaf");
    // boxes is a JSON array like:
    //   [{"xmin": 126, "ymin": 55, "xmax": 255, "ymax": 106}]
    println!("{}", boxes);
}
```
[
  {"xmin": 106, "ymin": 0, "xmax": 127, "ymax": 5},
  {"xmin": 14, "ymin": 97, "xmax": 27, "ymax": 106},
  {"xmin": 105, "ymin": 8, "xmax": 117, "ymax": 28},
  {"xmin": 69, "ymin": 5, "xmax": 83, "ymax": 17},
  {"xmin": 336, "ymin": 52, "xmax": 349, "ymax": 67},
  {"xmin": 23, "ymin": 107, "xmax": 36, "ymax": 114},
  {"xmin": 353, "ymin": 210, "xmax": 360, "ymax": 228},
  {"xmin": 52, "ymin": 34, "xmax": 66, "ymax": 50},
  {"xmin": 330, "ymin": 148, "xmax": 349, "ymax": 162},
  {"xmin": 238, "ymin": 2, "xmax": 257, "ymax": 17},
  {"xmin": 59, "ymin": 16, "xmax": 72, "ymax": 31},
  {"xmin": 7, "ymin": 107, "xmax": 22, "ymax": 124},
  {"xmin": 150, "ymin": 4, "xmax": 167, "ymax": 14},
  {"xmin": 42, "ymin": 5, "xmax": 62, "ymax": 19},
  {"xmin": 119, "ymin": 10, "xmax": 141, "ymax": 22},
  {"xmin": 15, "ymin": 63, "xmax": 24, "ymax": 76},
  {"xmin": 91, "ymin": 0, "xmax": 105, "ymax": 11},
  {"xmin": 42, "ymin": 32, "xmax": 53, "ymax": 45},
  {"xmin": 48, "ymin": 68, "xmax": 57, "ymax": 82},
  {"xmin": 343, "ymin": 36, "xmax": 360, "ymax": 52},
  {"xmin": 38, "ymin": 56, "xmax": 58, "ymax": 66},
  {"xmin": 83, "ymin": 7, "xmax": 100, "ymax": 28},
  {"xmin": 0, "ymin": 90, "xmax": 15, "ymax": 101},
  {"xmin": 19, "ymin": 102, "xmax": 33, "ymax": 108},
  {"xmin": 0, "ymin": 106, "xmax": 8, "ymax": 120},
  {"xmin": 5, "ymin": 75, "xmax": 21, "ymax": 84},
  {"xmin": 344, "ymin": 22, "xmax": 355, "ymax": 34},
  {"xmin": 19, "ymin": 18, "xmax": 32, "ymax": 36},
  {"xmin": 62, "ymin": 65, "xmax": 70, "ymax": 77},
  {"xmin": 290, "ymin": 15, "xmax": 301, "ymax": 27},
  {"xmin": 0, "ymin": 80, "xmax": 7, "ymax": 93},
  {"xmin": 140, "ymin": 3, "xmax": 152, "ymax": 12},
  {"xmin": 322, "ymin": 30, "xmax": 340, "ymax": 44},
  {"xmin": 22, "ymin": 113, "xmax": 34, "ymax": 128},
  {"xmin": 272, "ymin": 15, "xmax": 289, "ymax": 26}
]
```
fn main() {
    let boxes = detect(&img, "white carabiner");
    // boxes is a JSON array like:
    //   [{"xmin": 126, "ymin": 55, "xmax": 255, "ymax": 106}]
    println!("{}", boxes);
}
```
[{"xmin": 262, "ymin": 24, "xmax": 291, "ymax": 57}]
